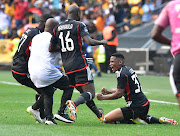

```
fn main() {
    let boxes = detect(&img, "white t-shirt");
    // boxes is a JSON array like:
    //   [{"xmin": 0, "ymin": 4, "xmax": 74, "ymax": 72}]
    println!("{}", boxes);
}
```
[{"xmin": 28, "ymin": 32, "xmax": 63, "ymax": 88}]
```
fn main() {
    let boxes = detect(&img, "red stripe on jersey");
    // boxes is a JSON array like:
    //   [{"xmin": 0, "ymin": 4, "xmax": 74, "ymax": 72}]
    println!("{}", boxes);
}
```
[
  {"xmin": 75, "ymin": 82, "xmax": 89, "ymax": 87},
  {"xmin": 77, "ymin": 25, "xmax": 87, "ymax": 67},
  {"xmin": 69, "ymin": 82, "xmax": 89, "ymax": 88},
  {"xmin": 125, "ymin": 74, "xmax": 130, "ymax": 100},
  {"xmin": 70, "ymin": 85, "xmax": 75, "ymax": 88},
  {"xmin": 132, "ymin": 109, "xmax": 135, "ymax": 120},
  {"xmin": 65, "ymin": 66, "xmax": 87, "ymax": 75},
  {"xmin": 65, "ymin": 25, "xmax": 88, "ymax": 75},
  {"xmin": 11, "ymin": 70, "xmax": 29, "ymax": 75},
  {"xmin": 25, "ymin": 39, "xmax": 32, "ymax": 60},
  {"xmin": 142, "ymin": 100, "xmax": 149, "ymax": 107},
  {"xmin": 53, "ymin": 28, "xmax": 55, "ymax": 35},
  {"xmin": 177, "ymin": 93, "xmax": 180, "ymax": 97}
]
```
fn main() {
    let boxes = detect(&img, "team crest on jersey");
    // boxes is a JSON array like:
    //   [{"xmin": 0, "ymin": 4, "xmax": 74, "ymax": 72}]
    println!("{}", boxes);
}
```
[
  {"xmin": 26, "ymin": 29, "xmax": 31, "ymax": 33},
  {"xmin": 84, "ymin": 27, "xmax": 88, "ymax": 33}
]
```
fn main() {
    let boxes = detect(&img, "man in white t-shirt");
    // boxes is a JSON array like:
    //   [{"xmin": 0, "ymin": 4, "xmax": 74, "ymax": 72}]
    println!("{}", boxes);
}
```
[{"xmin": 28, "ymin": 18, "xmax": 74, "ymax": 125}]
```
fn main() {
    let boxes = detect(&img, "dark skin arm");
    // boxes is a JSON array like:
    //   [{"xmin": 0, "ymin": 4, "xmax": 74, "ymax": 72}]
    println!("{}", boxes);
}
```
[
  {"xmin": 151, "ymin": 24, "xmax": 171, "ymax": 45},
  {"xmin": 83, "ymin": 35, "xmax": 107, "ymax": 47},
  {"xmin": 49, "ymin": 35, "xmax": 107, "ymax": 52},
  {"xmin": 97, "ymin": 88, "xmax": 124, "ymax": 100},
  {"xmin": 49, "ymin": 42, "xmax": 60, "ymax": 52}
]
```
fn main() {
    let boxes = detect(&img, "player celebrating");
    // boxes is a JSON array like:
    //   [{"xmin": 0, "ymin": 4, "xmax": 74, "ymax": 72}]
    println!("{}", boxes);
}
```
[
  {"xmin": 11, "ymin": 14, "xmax": 53, "ymax": 119},
  {"xmin": 28, "ymin": 18, "xmax": 74, "ymax": 125},
  {"xmin": 151, "ymin": 0, "xmax": 180, "ymax": 109},
  {"xmin": 97, "ymin": 53, "xmax": 178, "ymax": 125},
  {"xmin": 49, "ymin": 4, "xmax": 107, "ymax": 121}
]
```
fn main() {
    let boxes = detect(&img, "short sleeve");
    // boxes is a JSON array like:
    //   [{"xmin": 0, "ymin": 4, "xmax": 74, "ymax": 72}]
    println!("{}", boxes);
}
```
[
  {"xmin": 155, "ymin": 3, "xmax": 170, "ymax": 28},
  {"xmin": 79, "ymin": 22, "xmax": 89, "ymax": 37}
]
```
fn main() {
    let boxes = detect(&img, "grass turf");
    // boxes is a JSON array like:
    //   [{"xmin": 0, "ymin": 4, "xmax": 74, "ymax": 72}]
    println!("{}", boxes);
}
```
[{"xmin": 0, "ymin": 70, "xmax": 179, "ymax": 136}]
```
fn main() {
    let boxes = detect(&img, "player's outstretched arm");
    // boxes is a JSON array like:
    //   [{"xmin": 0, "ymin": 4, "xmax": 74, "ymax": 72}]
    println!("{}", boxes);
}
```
[
  {"xmin": 101, "ymin": 88, "xmax": 116, "ymax": 95},
  {"xmin": 83, "ymin": 35, "xmax": 107, "ymax": 46},
  {"xmin": 97, "ymin": 88, "xmax": 124, "ymax": 100}
]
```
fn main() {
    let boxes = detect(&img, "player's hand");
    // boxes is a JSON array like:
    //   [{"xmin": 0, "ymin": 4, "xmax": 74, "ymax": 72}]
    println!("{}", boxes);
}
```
[
  {"xmin": 101, "ymin": 88, "xmax": 109, "ymax": 95},
  {"xmin": 101, "ymin": 40, "xmax": 107, "ymax": 47},
  {"xmin": 97, "ymin": 93, "xmax": 103, "ymax": 100}
]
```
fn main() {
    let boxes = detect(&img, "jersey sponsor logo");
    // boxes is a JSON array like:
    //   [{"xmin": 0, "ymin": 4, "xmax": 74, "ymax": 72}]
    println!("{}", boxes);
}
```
[
  {"xmin": 25, "ymin": 29, "xmax": 31, "ymax": 34},
  {"xmin": 129, "ymin": 68, "xmax": 134, "ymax": 74},
  {"xmin": 58, "ymin": 24, "xmax": 73, "ymax": 31},
  {"xmin": 175, "ymin": 5, "xmax": 180, "ymax": 18},
  {"xmin": 175, "ymin": 28, "xmax": 180, "ymax": 33},
  {"xmin": 175, "ymin": 4, "xmax": 180, "ymax": 12},
  {"xmin": 84, "ymin": 26, "xmax": 88, "ymax": 33}
]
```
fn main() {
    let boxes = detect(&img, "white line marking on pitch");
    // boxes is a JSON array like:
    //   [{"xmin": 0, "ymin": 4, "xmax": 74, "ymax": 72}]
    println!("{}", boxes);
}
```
[
  {"xmin": 0, "ymin": 81, "xmax": 20, "ymax": 86},
  {"xmin": 0, "ymin": 81, "xmax": 178, "ymax": 105}
]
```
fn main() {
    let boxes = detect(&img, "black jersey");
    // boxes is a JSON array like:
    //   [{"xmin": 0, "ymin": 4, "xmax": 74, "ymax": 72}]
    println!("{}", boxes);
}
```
[
  {"xmin": 12, "ymin": 27, "xmax": 40, "ymax": 74},
  {"xmin": 51, "ymin": 19, "xmax": 89, "ymax": 74},
  {"xmin": 116, "ymin": 66, "xmax": 148, "ymax": 107}
]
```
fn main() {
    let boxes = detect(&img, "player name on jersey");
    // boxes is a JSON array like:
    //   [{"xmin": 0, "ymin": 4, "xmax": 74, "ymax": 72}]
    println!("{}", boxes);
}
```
[{"xmin": 58, "ymin": 24, "xmax": 73, "ymax": 31}]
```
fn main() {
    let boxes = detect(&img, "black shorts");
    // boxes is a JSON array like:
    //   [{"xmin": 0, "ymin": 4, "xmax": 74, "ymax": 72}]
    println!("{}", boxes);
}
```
[
  {"xmin": 12, "ymin": 71, "xmax": 36, "ymax": 89},
  {"xmin": 121, "ymin": 103, "xmax": 149, "ymax": 120},
  {"xmin": 50, "ymin": 75, "xmax": 73, "ymax": 90},
  {"xmin": 40, "ymin": 75, "xmax": 73, "ymax": 96},
  {"xmin": 67, "ymin": 67, "xmax": 93, "ymax": 87}
]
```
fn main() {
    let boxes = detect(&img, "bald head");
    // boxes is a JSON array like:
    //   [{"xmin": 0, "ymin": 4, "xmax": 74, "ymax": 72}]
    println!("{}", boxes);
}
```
[
  {"xmin": 67, "ymin": 4, "xmax": 80, "ymax": 21},
  {"xmin": 44, "ymin": 18, "xmax": 59, "ymax": 34}
]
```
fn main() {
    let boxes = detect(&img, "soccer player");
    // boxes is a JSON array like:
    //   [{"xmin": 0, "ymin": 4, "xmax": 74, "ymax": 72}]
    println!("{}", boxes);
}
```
[
  {"xmin": 97, "ymin": 53, "xmax": 178, "ymax": 125},
  {"xmin": 49, "ymin": 4, "xmax": 107, "ymax": 121},
  {"xmin": 11, "ymin": 14, "xmax": 53, "ymax": 119},
  {"xmin": 28, "ymin": 18, "xmax": 74, "ymax": 125},
  {"xmin": 151, "ymin": 0, "xmax": 180, "ymax": 109}
]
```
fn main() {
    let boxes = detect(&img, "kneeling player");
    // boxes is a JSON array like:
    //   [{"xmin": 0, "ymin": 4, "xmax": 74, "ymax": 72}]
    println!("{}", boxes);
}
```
[{"xmin": 97, "ymin": 53, "xmax": 178, "ymax": 125}]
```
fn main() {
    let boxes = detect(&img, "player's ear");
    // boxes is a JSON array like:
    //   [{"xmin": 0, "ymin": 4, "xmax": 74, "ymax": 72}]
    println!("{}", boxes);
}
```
[
  {"xmin": 119, "ymin": 60, "xmax": 123, "ymax": 65},
  {"xmin": 77, "ymin": 11, "xmax": 80, "ymax": 17}
]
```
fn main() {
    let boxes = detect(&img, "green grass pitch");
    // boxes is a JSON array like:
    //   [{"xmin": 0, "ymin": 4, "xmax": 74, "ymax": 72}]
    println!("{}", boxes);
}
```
[{"xmin": 0, "ymin": 70, "xmax": 179, "ymax": 136}]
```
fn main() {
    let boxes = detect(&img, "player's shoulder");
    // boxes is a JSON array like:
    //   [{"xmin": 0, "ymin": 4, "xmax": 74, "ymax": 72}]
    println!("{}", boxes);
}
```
[
  {"xmin": 169, "ymin": 0, "xmax": 179, "ymax": 5},
  {"xmin": 24, "ymin": 27, "xmax": 39, "ymax": 36},
  {"xmin": 76, "ymin": 21, "xmax": 86, "ymax": 26},
  {"xmin": 166, "ymin": 0, "xmax": 178, "ymax": 8},
  {"xmin": 117, "ymin": 66, "xmax": 133, "ymax": 77}
]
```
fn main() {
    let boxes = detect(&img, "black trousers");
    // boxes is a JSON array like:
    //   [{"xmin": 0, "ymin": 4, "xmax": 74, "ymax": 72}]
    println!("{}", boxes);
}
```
[
  {"xmin": 12, "ymin": 72, "xmax": 43, "ymax": 113},
  {"xmin": 12, "ymin": 72, "xmax": 42, "ymax": 94},
  {"xmin": 41, "ymin": 75, "xmax": 73, "ymax": 119}
]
